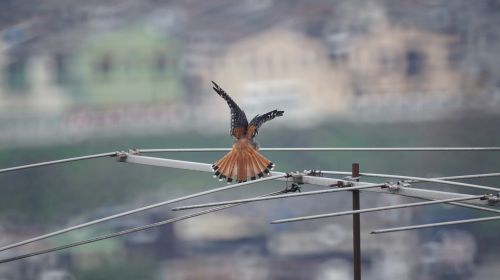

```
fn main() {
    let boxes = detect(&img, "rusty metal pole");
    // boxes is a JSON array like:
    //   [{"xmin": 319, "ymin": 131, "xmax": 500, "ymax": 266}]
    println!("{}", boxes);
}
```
[{"xmin": 352, "ymin": 163, "xmax": 361, "ymax": 280}]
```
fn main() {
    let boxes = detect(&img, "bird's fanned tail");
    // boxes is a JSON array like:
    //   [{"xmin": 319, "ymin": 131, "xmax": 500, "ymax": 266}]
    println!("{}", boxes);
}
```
[{"xmin": 212, "ymin": 144, "xmax": 273, "ymax": 183}]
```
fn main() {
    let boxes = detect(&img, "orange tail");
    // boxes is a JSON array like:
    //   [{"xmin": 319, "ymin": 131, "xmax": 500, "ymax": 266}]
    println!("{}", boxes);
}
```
[{"xmin": 212, "ymin": 142, "xmax": 274, "ymax": 183}]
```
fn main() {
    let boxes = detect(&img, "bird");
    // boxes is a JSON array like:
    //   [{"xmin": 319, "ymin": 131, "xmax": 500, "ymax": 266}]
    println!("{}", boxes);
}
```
[{"xmin": 211, "ymin": 81, "xmax": 284, "ymax": 183}]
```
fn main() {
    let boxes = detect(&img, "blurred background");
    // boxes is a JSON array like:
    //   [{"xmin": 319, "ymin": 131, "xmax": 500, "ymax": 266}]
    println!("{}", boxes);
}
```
[{"xmin": 0, "ymin": 0, "xmax": 500, "ymax": 279}]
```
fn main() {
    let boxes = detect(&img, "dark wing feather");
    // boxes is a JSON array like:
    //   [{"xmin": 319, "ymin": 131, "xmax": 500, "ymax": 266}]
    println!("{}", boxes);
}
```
[
  {"xmin": 248, "ymin": 109, "xmax": 284, "ymax": 138},
  {"xmin": 212, "ymin": 81, "xmax": 248, "ymax": 138}
]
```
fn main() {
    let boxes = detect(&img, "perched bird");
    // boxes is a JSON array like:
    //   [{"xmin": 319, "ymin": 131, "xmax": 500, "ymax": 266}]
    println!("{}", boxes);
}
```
[{"xmin": 211, "ymin": 81, "xmax": 284, "ymax": 183}]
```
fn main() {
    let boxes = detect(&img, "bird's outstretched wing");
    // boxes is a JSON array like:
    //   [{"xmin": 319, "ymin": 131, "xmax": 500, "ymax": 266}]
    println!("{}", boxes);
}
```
[
  {"xmin": 248, "ymin": 109, "xmax": 284, "ymax": 139},
  {"xmin": 212, "ymin": 81, "xmax": 248, "ymax": 138}
]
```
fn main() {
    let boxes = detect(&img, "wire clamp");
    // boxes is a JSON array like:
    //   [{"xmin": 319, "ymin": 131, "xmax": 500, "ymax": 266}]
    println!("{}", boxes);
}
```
[
  {"xmin": 398, "ymin": 181, "xmax": 411, "ymax": 188},
  {"xmin": 336, "ymin": 181, "xmax": 354, "ymax": 188},
  {"xmin": 128, "ymin": 148, "xmax": 140, "ymax": 155},
  {"xmin": 343, "ymin": 175, "xmax": 361, "ymax": 182},
  {"xmin": 304, "ymin": 170, "xmax": 323, "ymax": 177},
  {"xmin": 485, "ymin": 194, "xmax": 500, "ymax": 205},
  {"xmin": 284, "ymin": 183, "xmax": 302, "ymax": 193},
  {"xmin": 382, "ymin": 182, "xmax": 401, "ymax": 193},
  {"xmin": 116, "ymin": 151, "xmax": 128, "ymax": 162}
]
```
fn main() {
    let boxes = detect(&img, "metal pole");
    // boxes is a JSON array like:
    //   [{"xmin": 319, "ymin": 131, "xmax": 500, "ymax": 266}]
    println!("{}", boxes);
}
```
[{"xmin": 352, "ymin": 163, "xmax": 361, "ymax": 280}]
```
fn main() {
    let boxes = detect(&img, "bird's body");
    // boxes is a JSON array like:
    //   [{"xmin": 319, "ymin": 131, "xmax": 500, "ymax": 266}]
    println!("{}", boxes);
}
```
[{"xmin": 211, "ymin": 82, "xmax": 284, "ymax": 183}]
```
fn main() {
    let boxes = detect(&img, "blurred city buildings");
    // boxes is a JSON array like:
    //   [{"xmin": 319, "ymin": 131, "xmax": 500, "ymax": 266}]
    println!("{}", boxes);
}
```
[
  {"xmin": 0, "ymin": 194, "xmax": 481, "ymax": 280},
  {"xmin": 0, "ymin": 2, "xmax": 500, "ymax": 278},
  {"xmin": 0, "ymin": 0, "xmax": 499, "ymax": 147}
]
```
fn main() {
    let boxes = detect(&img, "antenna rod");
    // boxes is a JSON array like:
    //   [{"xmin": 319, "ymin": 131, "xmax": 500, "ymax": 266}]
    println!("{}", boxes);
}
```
[
  {"xmin": 321, "ymin": 171, "xmax": 500, "ymax": 192},
  {"xmin": 0, "ymin": 174, "xmax": 286, "ymax": 253},
  {"xmin": 2, "ymin": 149, "xmax": 499, "ymax": 175},
  {"xmin": 271, "ymin": 195, "xmax": 487, "ymax": 224},
  {"xmin": 411, "ymin": 173, "xmax": 500, "ymax": 181},
  {"xmin": 371, "ymin": 215, "xmax": 500, "ymax": 234},
  {"xmin": 321, "ymin": 171, "xmax": 500, "ymax": 181},
  {"xmin": 136, "ymin": 147, "xmax": 500, "ymax": 153},
  {"xmin": 0, "ymin": 152, "xmax": 118, "ymax": 174},
  {"xmin": 172, "ymin": 183, "xmax": 386, "ymax": 211},
  {"xmin": 451, "ymin": 202, "xmax": 500, "ymax": 213}
]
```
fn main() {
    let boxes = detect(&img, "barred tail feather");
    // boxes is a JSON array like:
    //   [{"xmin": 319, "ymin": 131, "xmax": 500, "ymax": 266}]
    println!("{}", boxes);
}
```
[
  {"xmin": 237, "ymin": 154, "xmax": 246, "ymax": 182},
  {"xmin": 227, "ymin": 154, "xmax": 238, "ymax": 183},
  {"xmin": 223, "ymin": 152, "xmax": 235, "ymax": 183},
  {"xmin": 253, "ymin": 151, "xmax": 272, "ymax": 175},
  {"xmin": 213, "ymin": 143, "xmax": 273, "ymax": 182},
  {"xmin": 215, "ymin": 151, "xmax": 234, "ymax": 180},
  {"xmin": 248, "ymin": 155, "xmax": 260, "ymax": 180},
  {"xmin": 245, "ymin": 150, "xmax": 254, "ymax": 180}
]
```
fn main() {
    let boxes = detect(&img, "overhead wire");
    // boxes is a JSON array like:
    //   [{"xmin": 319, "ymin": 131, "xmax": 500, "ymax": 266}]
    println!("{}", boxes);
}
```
[
  {"xmin": 320, "ymin": 171, "xmax": 500, "ymax": 192},
  {"xmin": 136, "ymin": 147, "xmax": 500, "ymax": 153},
  {"xmin": 270, "ymin": 195, "xmax": 487, "ymax": 224},
  {"xmin": 371, "ymin": 215, "xmax": 500, "ymax": 234},
  {"xmin": 0, "ymin": 174, "xmax": 286, "ymax": 253},
  {"xmin": 0, "ymin": 188, "xmax": 292, "ymax": 264},
  {"xmin": 0, "ymin": 148, "xmax": 499, "ymax": 262},
  {"xmin": 0, "ymin": 152, "xmax": 118, "ymax": 174}
]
